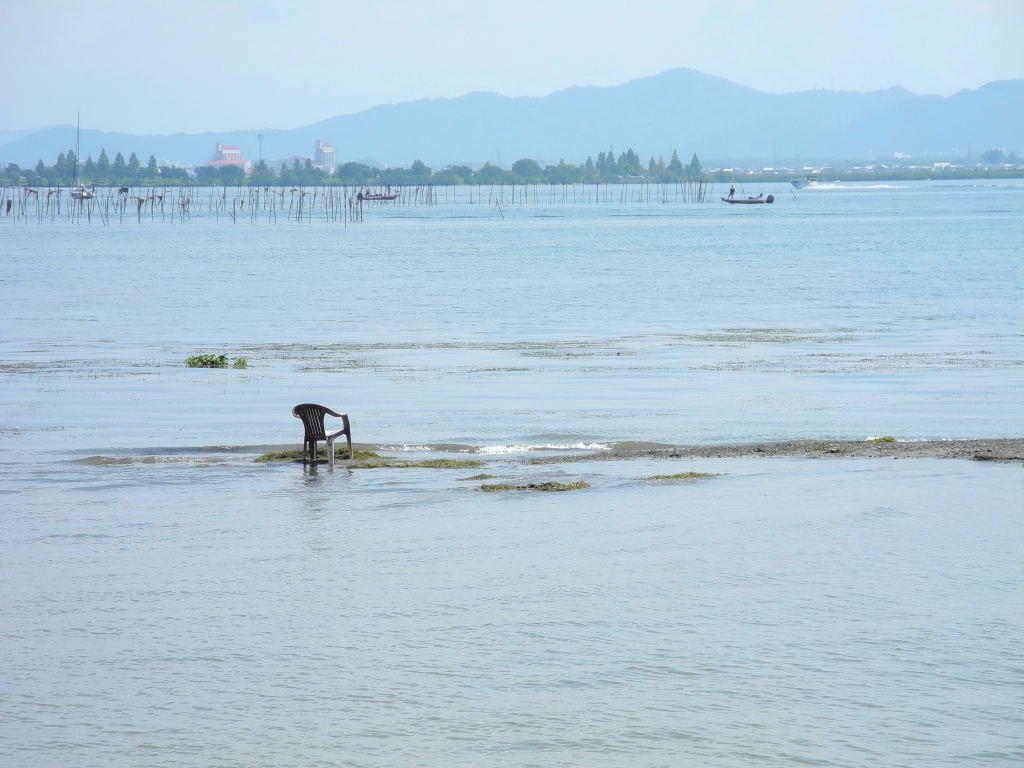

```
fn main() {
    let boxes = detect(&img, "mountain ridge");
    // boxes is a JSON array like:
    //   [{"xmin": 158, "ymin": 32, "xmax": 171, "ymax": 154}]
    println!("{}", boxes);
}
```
[{"xmin": 2, "ymin": 68, "xmax": 1021, "ymax": 168}]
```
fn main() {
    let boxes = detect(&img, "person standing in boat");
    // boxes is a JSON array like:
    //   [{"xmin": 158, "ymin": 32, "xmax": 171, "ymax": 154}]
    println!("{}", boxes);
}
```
[{"xmin": 728, "ymin": 185, "xmax": 735, "ymax": 199}]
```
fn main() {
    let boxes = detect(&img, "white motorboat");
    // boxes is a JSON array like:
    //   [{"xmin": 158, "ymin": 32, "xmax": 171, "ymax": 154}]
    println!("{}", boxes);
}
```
[{"xmin": 790, "ymin": 176, "xmax": 818, "ymax": 189}]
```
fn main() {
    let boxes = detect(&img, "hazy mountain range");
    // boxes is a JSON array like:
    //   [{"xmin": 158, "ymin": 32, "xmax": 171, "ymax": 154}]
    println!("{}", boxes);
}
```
[{"xmin": 3, "ymin": 68, "xmax": 1021, "ymax": 169}]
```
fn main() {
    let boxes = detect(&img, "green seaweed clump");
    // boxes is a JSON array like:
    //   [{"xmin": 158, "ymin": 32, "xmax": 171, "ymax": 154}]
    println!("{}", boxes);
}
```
[
  {"xmin": 347, "ymin": 457, "xmax": 486, "ymax": 469},
  {"xmin": 406, "ymin": 459, "xmax": 486, "ymax": 469},
  {"xmin": 643, "ymin": 471, "xmax": 721, "ymax": 482},
  {"xmin": 459, "ymin": 473, "xmax": 499, "ymax": 481},
  {"xmin": 255, "ymin": 447, "xmax": 484, "ymax": 469},
  {"xmin": 866, "ymin": 436, "xmax": 898, "ymax": 443},
  {"xmin": 479, "ymin": 480, "xmax": 589, "ymax": 493},
  {"xmin": 256, "ymin": 447, "xmax": 377, "ymax": 462},
  {"xmin": 186, "ymin": 353, "xmax": 247, "ymax": 369}
]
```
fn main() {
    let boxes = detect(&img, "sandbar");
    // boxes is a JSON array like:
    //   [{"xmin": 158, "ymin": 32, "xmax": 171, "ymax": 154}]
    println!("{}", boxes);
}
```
[{"xmin": 533, "ymin": 438, "xmax": 1024, "ymax": 463}]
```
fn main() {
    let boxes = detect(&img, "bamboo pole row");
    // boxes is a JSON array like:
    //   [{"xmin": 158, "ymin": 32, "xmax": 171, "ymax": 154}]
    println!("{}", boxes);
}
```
[{"xmin": 0, "ymin": 181, "xmax": 715, "ymax": 224}]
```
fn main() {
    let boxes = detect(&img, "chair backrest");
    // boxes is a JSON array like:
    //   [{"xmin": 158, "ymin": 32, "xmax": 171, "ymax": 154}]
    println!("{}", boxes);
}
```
[{"xmin": 292, "ymin": 403, "xmax": 329, "ymax": 439}]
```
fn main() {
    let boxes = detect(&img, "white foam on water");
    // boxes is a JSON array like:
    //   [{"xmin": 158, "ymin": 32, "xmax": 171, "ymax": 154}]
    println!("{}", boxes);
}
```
[{"xmin": 476, "ymin": 442, "xmax": 612, "ymax": 454}]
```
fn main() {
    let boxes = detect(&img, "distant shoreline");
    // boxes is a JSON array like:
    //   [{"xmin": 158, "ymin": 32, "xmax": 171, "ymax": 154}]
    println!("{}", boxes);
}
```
[
  {"xmin": 534, "ymin": 439, "xmax": 1024, "ymax": 463},
  {"xmin": 711, "ymin": 170, "xmax": 1024, "ymax": 184},
  {"xmin": 9, "ymin": 171, "xmax": 1022, "ymax": 190}
]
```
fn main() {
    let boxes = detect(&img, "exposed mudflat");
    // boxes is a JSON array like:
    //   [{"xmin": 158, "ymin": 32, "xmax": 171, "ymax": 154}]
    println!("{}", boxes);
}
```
[{"xmin": 533, "ymin": 438, "xmax": 1024, "ymax": 463}]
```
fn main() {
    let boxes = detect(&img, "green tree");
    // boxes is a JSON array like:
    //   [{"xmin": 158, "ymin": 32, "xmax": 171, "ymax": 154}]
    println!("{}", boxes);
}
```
[
  {"xmin": 380, "ymin": 166, "xmax": 413, "ymax": 185},
  {"xmin": 219, "ymin": 165, "xmax": 245, "ymax": 184},
  {"xmin": 54, "ymin": 152, "xmax": 69, "ymax": 184},
  {"xmin": 980, "ymin": 148, "xmax": 1015, "ymax": 165},
  {"xmin": 432, "ymin": 164, "xmax": 472, "ymax": 184},
  {"xmin": 410, "ymin": 159, "xmax": 431, "ymax": 182},
  {"xmin": 667, "ymin": 150, "xmax": 684, "ymax": 178},
  {"xmin": 112, "ymin": 152, "xmax": 127, "ymax": 182},
  {"xmin": 451, "ymin": 164, "xmax": 473, "ymax": 183},
  {"xmin": 146, "ymin": 155, "xmax": 158, "ymax": 178},
  {"xmin": 65, "ymin": 149, "xmax": 78, "ymax": 182},
  {"xmin": 617, "ymin": 148, "xmax": 642, "ymax": 177},
  {"xmin": 511, "ymin": 158, "xmax": 542, "ymax": 181},
  {"xmin": 194, "ymin": 166, "xmax": 219, "ymax": 185},
  {"xmin": 250, "ymin": 159, "xmax": 276, "ymax": 185},
  {"xmin": 295, "ymin": 158, "xmax": 324, "ymax": 185},
  {"xmin": 24, "ymin": 162, "xmax": 41, "ymax": 185},
  {"xmin": 83, "ymin": 156, "xmax": 96, "ymax": 181},
  {"xmin": 159, "ymin": 165, "xmax": 188, "ymax": 181},
  {"xmin": 687, "ymin": 153, "xmax": 703, "ymax": 176},
  {"xmin": 474, "ymin": 163, "xmax": 507, "ymax": 184},
  {"xmin": 336, "ymin": 161, "xmax": 375, "ymax": 184},
  {"xmin": 128, "ymin": 152, "xmax": 140, "ymax": 180},
  {"xmin": 96, "ymin": 149, "xmax": 110, "ymax": 181},
  {"xmin": 543, "ymin": 159, "xmax": 580, "ymax": 184},
  {"xmin": 583, "ymin": 156, "xmax": 596, "ymax": 182}
]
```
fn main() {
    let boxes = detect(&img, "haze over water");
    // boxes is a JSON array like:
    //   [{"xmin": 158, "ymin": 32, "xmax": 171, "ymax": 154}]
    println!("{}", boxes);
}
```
[{"xmin": 2, "ymin": 181, "xmax": 1023, "ymax": 767}]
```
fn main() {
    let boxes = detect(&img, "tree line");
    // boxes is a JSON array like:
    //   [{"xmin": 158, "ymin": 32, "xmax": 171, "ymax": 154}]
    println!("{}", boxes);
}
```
[
  {"xmin": 2, "ymin": 149, "xmax": 189, "ymax": 186},
  {"xmin": 325, "ymin": 149, "xmax": 704, "ymax": 186},
  {"xmin": 2, "ymin": 147, "xmax": 704, "ymax": 187}
]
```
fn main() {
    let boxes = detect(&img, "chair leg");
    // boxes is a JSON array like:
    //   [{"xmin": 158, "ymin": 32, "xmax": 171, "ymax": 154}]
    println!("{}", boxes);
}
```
[
  {"xmin": 327, "ymin": 436, "xmax": 335, "ymax": 469},
  {"xmin": 346, "ymin": 433, "xmax": 352, "ymax": 460}
]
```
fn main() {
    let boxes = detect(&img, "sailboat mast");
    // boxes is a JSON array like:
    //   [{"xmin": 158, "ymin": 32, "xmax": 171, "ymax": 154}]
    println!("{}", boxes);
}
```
[{"xmin": 74, "ymin": 112, "xmax": 80, "ymax": 185}]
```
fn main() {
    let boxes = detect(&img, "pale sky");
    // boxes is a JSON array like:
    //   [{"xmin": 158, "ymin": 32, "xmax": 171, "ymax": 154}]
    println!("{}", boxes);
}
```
[{"xmin": 2, "ymin": 0, "xmax": 1022, "ymax": 134}]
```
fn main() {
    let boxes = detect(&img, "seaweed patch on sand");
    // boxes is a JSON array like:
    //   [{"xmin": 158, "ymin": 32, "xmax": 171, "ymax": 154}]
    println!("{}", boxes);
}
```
[
  {"xmin": 643, "ymin": 471, "xmax": 723, "ymax": 482},
  {"xmin": 529, "ymin": 439, "xmax": 1024, "ymax": 463},
  {"xmin": 74, "ymin": 455, "xmax": 232, "ymax": 466},
  {"xmin": 479, "ymin": 480, "xmax": 590, "ymax": 493},
  {"xmin": 255, "ymin": 447, "xmax": 485, "ymax": 469}
]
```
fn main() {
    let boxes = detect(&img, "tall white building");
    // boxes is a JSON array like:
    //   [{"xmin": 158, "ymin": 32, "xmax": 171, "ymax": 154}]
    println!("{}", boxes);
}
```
[{"xmin": 313, "ymin": 140, "xmax": 335, "ymax": 172}]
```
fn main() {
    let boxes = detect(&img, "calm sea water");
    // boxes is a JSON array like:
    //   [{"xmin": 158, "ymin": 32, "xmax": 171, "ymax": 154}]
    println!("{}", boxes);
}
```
[{"xmin": 2, "ymin": 181, "xmax": 1023, "ymax": 767}]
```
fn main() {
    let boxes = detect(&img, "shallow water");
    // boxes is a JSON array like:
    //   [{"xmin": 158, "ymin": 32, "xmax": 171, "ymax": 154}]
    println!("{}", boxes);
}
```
[
  {"xmin": 3, "ymin": 181, "xmax": 1022, "ymax": 454},
  {"xmin": 1, "ymin": 181, "xmax": 1023, "ymax": 766}
]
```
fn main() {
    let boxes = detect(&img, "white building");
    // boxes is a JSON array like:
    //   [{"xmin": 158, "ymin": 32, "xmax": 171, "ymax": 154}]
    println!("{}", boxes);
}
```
[
  {"xmin": 204, "ymin": 143, "xmax": 251, "ymax": 173},
  {"xmin": 313, "ymin": 140, "xmax": 335, "ymax": 172}
]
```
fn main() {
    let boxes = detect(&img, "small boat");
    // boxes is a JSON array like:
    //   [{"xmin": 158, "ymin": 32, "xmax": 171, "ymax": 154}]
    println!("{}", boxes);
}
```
[
  {"xmin": 722, "ymin": 193, "xmax": 774, "ymax": 204},
  {"xmin": 357, "ymin": 188, "xmax": 399, "ymax": 202},
  {"xmin": 790, "ymin": 176, "xmax": 817, "ymax": 189}
]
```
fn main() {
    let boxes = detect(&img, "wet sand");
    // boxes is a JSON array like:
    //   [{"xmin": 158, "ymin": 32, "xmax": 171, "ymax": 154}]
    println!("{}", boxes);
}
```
[{"xmin": 534, "ymin": 438, "xmax": 1024, "ymax": 463}]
